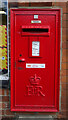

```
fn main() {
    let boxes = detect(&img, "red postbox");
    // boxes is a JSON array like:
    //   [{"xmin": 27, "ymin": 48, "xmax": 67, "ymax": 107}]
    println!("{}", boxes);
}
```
[{"xmin": 11, "ymin": 9, "xmax": 61, "ymax": 112}]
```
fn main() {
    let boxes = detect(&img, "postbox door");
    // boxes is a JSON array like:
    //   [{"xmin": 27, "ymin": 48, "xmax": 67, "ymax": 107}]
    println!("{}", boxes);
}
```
[{"xmin": 11, "ymin": 9, "xmax": 60, "ymax": 112}]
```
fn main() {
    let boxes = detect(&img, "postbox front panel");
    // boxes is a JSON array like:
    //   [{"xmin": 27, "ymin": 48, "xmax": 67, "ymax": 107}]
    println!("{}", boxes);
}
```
[{"xmin": 11, "ymin": 9, "xmax": 60, "ymax": 112}]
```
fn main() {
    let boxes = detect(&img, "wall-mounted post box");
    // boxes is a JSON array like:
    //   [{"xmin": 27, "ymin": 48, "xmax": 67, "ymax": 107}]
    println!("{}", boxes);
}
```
[{"xmin": 11, "ymin": 9, "xmax": 61, "ymax": 112}]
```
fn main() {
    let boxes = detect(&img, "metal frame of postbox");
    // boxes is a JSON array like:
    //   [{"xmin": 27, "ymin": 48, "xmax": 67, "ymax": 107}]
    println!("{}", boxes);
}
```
[{"xmin": 10, "ymin": 8, "xmax": 61, "ymax": 112}]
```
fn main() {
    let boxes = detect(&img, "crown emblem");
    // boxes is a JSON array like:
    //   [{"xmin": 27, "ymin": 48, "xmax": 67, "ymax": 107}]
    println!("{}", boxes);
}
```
[{"xmin": 30, "ymin": 74, "xmax": 41, "ymax": 85}]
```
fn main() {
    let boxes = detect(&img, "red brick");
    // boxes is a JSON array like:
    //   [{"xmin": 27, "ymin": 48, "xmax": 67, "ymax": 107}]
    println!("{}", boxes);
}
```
[
  {"xmin": 62, "ymin": 20, "xmax": 66, "ymax": 28},
  {"xmin": 62, "ymin": 38, "xmax": 67, "ymax": 44},
  {"xmin": 66, "ymin": 35, "xmax": 68, "ymax": 40},
  {"xmin": 61, "ymin": 103, "xmax": 67, "ymax": 110},
  {"xmin": 66, "ymin": 28, "xmax": 68, "ymax": 34},
  {"xmin": 0, "ymin": 103, "xmax": 6, "ymax": 109},
  {"xmin": 5, "ymin": 89, "xmax": 10, "ymax": 96},
  {"xmin": 18, "ymin": 2, "xmax": 29, "ymax": 7},
  {"xmin": 66, "ymin": 3, "xmax": 68, "ymax": 13},
  {"xmin": 61, "ymin": 110, "xmax": 68, "ymax": 117},
  {"xmin": 62, "ymin": 48, "xmax": 67, "ymax": 54},
  {"xmin": 62, "ymin": 49, "xmax": 68, "ymax": 62},
  {"xmin": 52, "ymin": 2, "xmax": 66, "ymax": 6},
  {"xmin": 62, "ymin": 37, "xmax": 67, "ymax": 43},
  {"xmin": 61, "ymin": 63, "xmax": 68, "ymax": 70},
  {"xmin": 58, "ymin": 114, "xmax": 66, "ymax": 119},
  {"xmin": 0, "ymin": 96, "xmax": 9, "ymax": 102},
  {"xmin": 8, "ymin": 2, "xmax": 18, "ymax": 8},
  {"xmin": 62, "ymin": 28, "xmax": 66, "ymax": 36},
  {"xmin": 66, "ymin": 21, "xmax": 68, "ymax": 28},
  {"xmin": 61, "ymin": 88, "xmax": 66, "ymax": 97},
  {"xmin": 0, "ymin": 103, "xmax": 2, "ymax": 109},
  {"xmin": 62, "ymin": 35, "xmax": 66, "ymax": 42},
  {"xmin": 62, "ymin": 7, "xmax": 66, "ymax": 14},
  {"xmin": 62, "ymin": 42, "xmax": 68, "ymax": 49},
  {"xmin": 66, "ymin": 15, "xmax": 68, "ymax": 20},
  {"xmin": 0, "ymin": 89, "xmax": 4, "ymax": 96},
  {"xmin": 62, "ymin": 56, "xmax": 68, "ymax": 63},
  {"xmin": 52, "ymin": 2, "xmax": 66, "ymax": 13},
  {"xmin": 61, "ymin": 87, "xmax": 68, "ymax": 105},
  {"xmin": 58, "ymin": 111, "xmax": 67, "ymax": 118},
  {"xmin": 61, "ymin": 69, "xmax": 68, "ymax": 76},
  {"xmin": 61, "ymin": 94, "xmax": 66, "ymax": 104},
  {"xmin": 62, "ymin": 14, "xmax": 66, "ymax": 21},
  {"xmin": 61, "ymin": 76, "xmax": 68, "ymax": 83},
  {"xmin": 61, "ymin": 84, "xmax": 68, "ymax": 90},
  {"xmin": 30, "ymin": 2, "xmax": 52, "ymax": 7},
  {"xmin": 61, "ymin": 101, "xmax": 68, "ymax": 111},
  {"xmin": 56, "ymin": 2, "xmax": 66, "ymax": 7}
]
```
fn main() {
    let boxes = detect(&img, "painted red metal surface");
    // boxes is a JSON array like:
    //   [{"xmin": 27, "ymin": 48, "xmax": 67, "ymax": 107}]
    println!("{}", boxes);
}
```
[{"xmin": 10, "ymin": 8, "xmax": 61, "ymax": 112}]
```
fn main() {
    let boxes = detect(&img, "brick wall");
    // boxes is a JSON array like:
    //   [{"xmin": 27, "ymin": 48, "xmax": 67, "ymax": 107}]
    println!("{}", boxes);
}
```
[{"xmin": 0, "ymin": 1, "xmax": 68, "ymax": 120}]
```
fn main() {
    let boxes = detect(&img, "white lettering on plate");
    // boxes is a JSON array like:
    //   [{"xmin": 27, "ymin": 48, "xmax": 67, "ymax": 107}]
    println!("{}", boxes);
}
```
[
  {"xmin": 26, "ymin": 64, "xmax": 45, "ymax": 68},
  {"xmin": 31, "ymin": 20, "xmax": 41, "ymax": 23},
  {"xmin": 32, "ymin": 41, "xmax": 40, "ymax": 56},
  {"xmin": 34, "ymin": 15, "xmax": 38, "ymax": 19}
]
